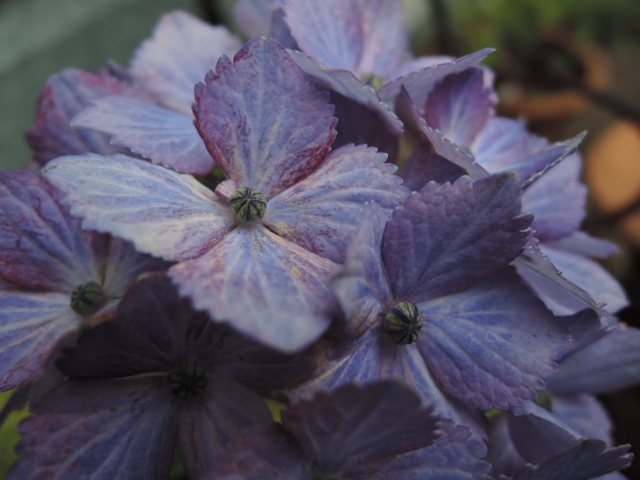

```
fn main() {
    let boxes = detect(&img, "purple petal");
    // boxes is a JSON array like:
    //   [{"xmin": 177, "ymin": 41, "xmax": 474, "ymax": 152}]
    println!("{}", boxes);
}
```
[
  {"xmin": 10, "ymin": 378, "xmax": 178, "ymax": 480},
  {"xmin": 548, "ymin": 231, "xmax": 619, "ymax": 259},
  {"xmin": 424, "ymin": 68, "xmax": 494, "ymax": 148},
  {"xmin": 73, "ymin": 96, "xmax": 215, "ymax": 175},
  {"xmin": 418, "ymin": 269, "xmax": 574, "ymax": 411},
  {"xmin": 42, "ymin": 154, "xmax": 233, "ymax": 261},
  {"xmin": 383, "ymin": 173, "xmax": 530, "ymax": 302},
  {"xmin": 266, "ymin": 144, "xmax": 408, "ymax": 264},
  {"xmin": 0, "ymin": 170, "xmax": 105, "ymax": 291},
  {"xmin": 194, "ymin": 37, "xmax": 337, "ymax": 198},
  {"xmin": 177, "ymin": 377, "xmax": 272, "ymax": 478},
  {"xmin": 0, "ymin": 291, "xmax": 76, "ymax": 391},
  {"xmin": 550, "ymin": 395, "xmax": 616, "ymax": 445},
  {"xmin": 398, "ymin": 142, "xmax": 467, "ymax": 191},
  {"xmin": 235, "ymin": 0, "xmax": 282, "ymax": 38},
  {"xmin": 283, "ymin": 381, "xmax": 440, "ymax": 473},
  {"xmin": 288, "ymin": 49, "xmax": 404, "ymax": 135},
  {"xmin": 170, "ymin": 226, "xmax": 339, "ymax": 352},
  {"xmin": 26, "ymin": 68, "xmax": 131, "ymax": 165},
  {"xmin": 547, "ymin": 323, "xmax": 640, "ymax": 395},
  {"xmin": 131, "ymin": 11, "xmax": 242, "ymax": 115}
]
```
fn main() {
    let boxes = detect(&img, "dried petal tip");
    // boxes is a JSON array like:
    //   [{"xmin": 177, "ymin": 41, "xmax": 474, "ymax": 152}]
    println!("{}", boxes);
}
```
[
  {"xmin": 384, "ymin": 301, "xmax": 423, "ymax": 345},
  {"xmin": 70, "ymin": 280, "xmax": 107, "ymax": 316},
  {"xmin": 230, "ymin": 187, "xmax": 267, "ymax": 222},
  {"xmin": 168, "ymin": 360, "xmax": 208, "ymax": 398}
]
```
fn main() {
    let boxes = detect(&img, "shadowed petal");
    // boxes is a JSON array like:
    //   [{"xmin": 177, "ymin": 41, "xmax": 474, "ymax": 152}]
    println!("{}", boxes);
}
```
[
  {"xmin": 73, "ymin": 96, "xmax": 215, "ymax": 175},
  {"xmin": 42, "ymin": 154, "xmax": 233, "ymax": 261},
  {"xmin": 418, "ymin": 269, "xmax": 574, "ymax": 411},
  {"xmin": 266, "ymin": 144, "xmax": 408, "ymax": 264},
  {"xmin": 194, "ymin": 37, "xmax": 337, "ymax": 198},
  {"xmin": 383, "ymin": 173, "xmax": 530, "ymax": 302},
  {"xmin": 170, "ymin": 226, "xmax": 339, "ymax": 352},
  {"xmin": 9, "ymin": 378, "xmax": 178, "ymax": 480}
]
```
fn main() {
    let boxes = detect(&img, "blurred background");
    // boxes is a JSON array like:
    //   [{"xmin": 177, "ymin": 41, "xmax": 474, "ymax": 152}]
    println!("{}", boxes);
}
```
[{"xmin": 1, "ymin": 0, "xmax": 640, "ymax": 477}]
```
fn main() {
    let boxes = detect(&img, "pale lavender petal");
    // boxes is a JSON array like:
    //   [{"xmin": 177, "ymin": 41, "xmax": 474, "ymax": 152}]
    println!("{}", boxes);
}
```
[
  {"xmin": 177, "ymin": 377, "xmax": 272, "ymax": 478},
  {"xmin": 551, "ymin": 395, "xmax": 615, "ymax": 445},
  {"xmin": 170, "ymin": 226, "xmax": 339, "ymax": 352},
  {"xmin": 288, "ymin": 49, "xmax": 404, "ymax": 135},
  {"xmin": 329, "ymin": 203, "xmax": 393, "ymax": 337},
  {"xmin": 0, "ymin": 170, "xmax": 104, "ymax": 291},
  {"xmin": 42, "ymin": 154, "xmax": 233, "ymax": 261},
  {"xmin": 0, "ymin": 291, "xmax": 76, "ymax": 391},
  {"xmin": 383, "ymin": 173, "xmax": 530, "ymax": 303},
  {"xmin": 194, "ymin": 37, "xmax": 337, "ymax": 198},
  {"xmin": 235, "ymin": 0, "xmax": 282, "ymax": 38},
  {"xmin": 549, "ymin": 231, "xmax": 619, "ymax": 259},
  {"xmin": 424, "ymin": 68, "xmax": 494, "ymax": 148},
  {"xmin": 391, "ymin": 55, "xmax": 455, "ymax": 80},
  {"xmin": 418, "ymin": 269, "xmax": 574, "ymax": 411},
  {"xmin": 541, "ymin": 244, "xmax": 628, "ymax": 314},
  {"xmin": 547, "ymin": 323, "xmax": 640, "ymax": 395},
  {"xmin": 131, "ymin": 10, "xmax": 242, "ymax": 115},
  {"xmin": 10, "ymin": 378, "xmax": 178, "ymax": 480},
  {"xmin": 73, "ymin": 96, "xmax": 215, "ymax": 175},
  {"xmin": 522, "ymin": 153, "xmax": 586, "ymax": 241},
  {"xmin": 266, "ymin": 144, "xmax": 408, "ymax": 264},
  {"xmin": 378, "ymin": 49, "xmax": 494, "ymax": 111}
]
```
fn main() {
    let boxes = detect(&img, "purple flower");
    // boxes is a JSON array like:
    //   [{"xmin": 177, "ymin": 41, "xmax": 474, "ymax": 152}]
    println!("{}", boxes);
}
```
[
  {"xmin": 42, "ymin": 37, "xmax": 408, "ymax": 352},
  {"xmin": 206, "ymin": 381, "xmax": 491, "ymax": 479},
  {"xmin": 0, "ymin": 170, "xmax": 166, "ymax": 392},
  {"xmin": 9, "ymin": 274, "xmax": 311, "ymax": 480}
]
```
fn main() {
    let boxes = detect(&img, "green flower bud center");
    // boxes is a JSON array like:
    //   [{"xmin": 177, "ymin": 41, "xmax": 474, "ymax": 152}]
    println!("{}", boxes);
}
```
[
  {"xmin": 70, "ymin": 280, "xmax": 107, "ymax": 316},
  {"xmin": 230, "ymin": 187, "xmax": 267, "ymax": 222},
  {"xmin": 534, "ymin": 389, "xmax": 554, "ymax": 412},
  {"xmin": 360, "ymin": 72, "xmax": 386, "ymax": 91},
  {"xmin": 383, "ymin": 301, "xmax": 423, "ymax": 345},
  {"xmin": 168, "ymin": 360, "xmax": 208, "ymax": 399}
]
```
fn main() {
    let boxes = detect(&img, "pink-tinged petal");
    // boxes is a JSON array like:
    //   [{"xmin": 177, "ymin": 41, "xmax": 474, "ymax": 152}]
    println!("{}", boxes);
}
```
[
  {"xmin": 283, "ymin": 381, "xmax": 439, "ymax": 474},
  {"xmin": 383, "ymin": 173, "xmax": 530, "ymax": 303},
  {"xmin": 283, "ymin": 0, "xmax": 363, "ymax": 72},
  {"xmin": 194, "ymin": 37, "xmax": 337, "ymax": 198},
  {"xmin": 523, "ymin": 154, "xmax": 586, "ymax": 241},
  {"xmin": 42, "ymin": 154, "xmax": 233, "ymax": 261},
  {"xmin": 515, "ymin": 246, "xmax": 602, "ymax": 316},
  {"xmin": 378, "ymin": 49, "xmax": 494, "ymax": 110},
  {"xmin": 418, "ymin": 269, "xmax": 574, "ymax": 411},
  {"xmin": 542, "ymin": 244, "xmax": 628, "ymax": 314},
  {"xmin": 0, "ymin": 170, "xmax": 105, "ymax": 291},
  {"xmin": 266, "ymin": 144, "xmax": 408, "ymax": 264},
  {"xmin": 425, "ymin": 68, "xmax": 494, "ymax": 148},
  {"xmin": 288, "ymin": 49, "xmax": 404, "ymax": 135},
  {"xmin": 398, "ymin": 142, "xmax": 467, "ymax": 191},
  {"xmin": 26, "ymin": 68, "xmax": 133, "ymax": 165},
  {"xmin": 170, "ymin": 226, "xmax": 339, "ymax": 352},
  {"xmin": 131, "ymin": 11, "xmax": 242, "ymax": 115},
  {"xmin": 73, "ymin": 96, "xmax": 215, "ymax": 175},
  {"xmin": 178, "ymin": 377, "xmax": 272, "ymax": 478},
  {"xmin": 330, "ymin": 203, "xmax": 393, "ymax": 337},
  {"xmin": 547, "ymin": 324, "xmax": 640, "ymax": 395},
  {"xmin": 9, "ymin": 378, "xmax": 178, "ymax": 480},
  {"xmin": 354, "ymin": 420, "xmax": 490, "ymax": 480},
  {"xmin": 0, "ymin": 291, "xmax": 77, "ymax": 391}
]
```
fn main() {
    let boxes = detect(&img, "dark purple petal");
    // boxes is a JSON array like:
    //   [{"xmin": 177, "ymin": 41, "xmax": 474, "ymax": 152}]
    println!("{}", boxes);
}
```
[
  {"xmin": 383, "ymin": 173, "xmax": 530, "ymax": 302},
  {"xmin": 398, "ymin": 142, "xmax": 467, "ymax": 191},
  {"xmin": 131, "ymin": 10, "xmax": 242, "ymax": 115},
  {"xmin": 550, "ymin": 395, "xmax": 616, "ymax": 445},
  {"xmin": 26, "ymin": 68, "xmax": 131, "ymax": 165},
  {"xmin": 9, "ymin": 378, "xmax": 178, "ymax": 480},
  {"xmin": 194, "ymin": 37, "xmax": 337, "ymax": 198},
  {"xmin": 266, "ymin": 144, "xmax": 408, "ymax": 264},
  {"xmin": 170, "ymin": 226, "xmax": 339, "ymax": 352},
  {"xmin": 0, "ymin": 291, "xmax": 76, "ymax": 391},
  {"xmin": 418, "ymin": 269, "xmax": 574, "ymax": 411},
  {"xmin": 283, "ymin": 381, "xmax": 440, "ymax": 474},
  {"xmin": 288, "ymin": 49, "xmax": 404, "ymax": 135},
  {"xmin": 378, "ymin": 49, "xmax": 494, "ymax": 111},
  {"xmin": 0, "ymin": 170, "xmax": 106, "ymax": 291},
  {"xmin": 73, "ymin": 96, "xmax": 215, "ymax": 175},
  {"xmin": 177, "ymin": 377, "xmax": 273, "ymax": 478},
  {"xmin": 424, "ymin": 68, "xmax": 494, "ymax": 148},
  {"xmin": 42, "ymin": 154, "xmax": 233, "ymax": 261},
  {"xmin": 547, "ymin": 323, "xmax": 640, "ymax": 395}
]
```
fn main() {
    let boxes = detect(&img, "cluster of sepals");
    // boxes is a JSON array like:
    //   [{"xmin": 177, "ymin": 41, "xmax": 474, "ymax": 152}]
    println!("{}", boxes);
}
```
[{"xmin": 1, "ymin": 1, "xmax": 639, "ymax": 479}]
